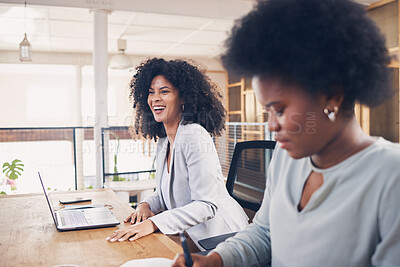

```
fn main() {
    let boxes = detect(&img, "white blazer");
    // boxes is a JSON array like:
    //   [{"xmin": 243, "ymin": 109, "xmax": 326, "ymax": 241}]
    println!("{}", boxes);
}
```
[{"xmin": 143, "ymin": 122, "xmax": 248, "ymax": 248}]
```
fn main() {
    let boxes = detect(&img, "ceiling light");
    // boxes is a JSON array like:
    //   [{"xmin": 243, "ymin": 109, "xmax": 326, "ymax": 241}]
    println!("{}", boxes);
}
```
[
  {"xmin": 110, "ymin": 39, "xmax": 131, "ymax": 69},
  {"xmin": 19, "ymin": 1, "xmax": 32, "ymax": 62}
]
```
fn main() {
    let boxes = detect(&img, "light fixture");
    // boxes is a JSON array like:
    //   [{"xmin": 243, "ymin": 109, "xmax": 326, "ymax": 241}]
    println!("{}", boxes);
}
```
[
  {"xmin": 19, "ymin": 1, "xmax": 32, "ymax": 62},
  {"xmin": 109, "ymin": 39, "xmax": 131, "ymax": 69}
]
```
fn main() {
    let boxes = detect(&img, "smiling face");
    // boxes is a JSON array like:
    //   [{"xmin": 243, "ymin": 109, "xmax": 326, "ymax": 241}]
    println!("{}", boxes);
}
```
[
  {"xmin": 147, "ymin": 75, "xmax": 184, "ymax": 127},
  {"xmin": 252, "ymin": 76, "xmax": 334, "ymax": 159}
]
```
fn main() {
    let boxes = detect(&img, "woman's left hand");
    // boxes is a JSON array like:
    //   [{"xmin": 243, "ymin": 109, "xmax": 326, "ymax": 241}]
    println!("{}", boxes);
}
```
[{"xmin": 105, "ymin": 219, "xmax": 158, "ymax": 242}]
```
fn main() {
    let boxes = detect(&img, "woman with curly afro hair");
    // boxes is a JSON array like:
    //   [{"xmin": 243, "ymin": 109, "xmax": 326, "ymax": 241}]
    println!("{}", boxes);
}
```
[
  {"xmin": 173, "ymin": 0, "xmax": 400, "ymax": 266},
  {"xmin": 130, "ymin": 58, "xmax": 226, "ymax": 140},
  {"xmin": 106, "ymin": 58, "xmax": 248, "ymax": 252}
]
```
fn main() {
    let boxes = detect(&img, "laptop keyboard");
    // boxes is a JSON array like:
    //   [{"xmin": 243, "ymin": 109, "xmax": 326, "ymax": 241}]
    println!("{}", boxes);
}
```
[{"xmin": 60, "ymin": 210, "xmax": 90, "ymax": 226}]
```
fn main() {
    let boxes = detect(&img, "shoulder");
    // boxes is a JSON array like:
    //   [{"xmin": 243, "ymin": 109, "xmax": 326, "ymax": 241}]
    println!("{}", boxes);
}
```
[
  {"xmin": 374, "ymin": 137, "xmax": 400, "ymax": 152},
  {"xmin": 179, "ymin": 122, "xmax": 208, "ymax": 133},
  {"xmin": 368, "ymin": 137, "xmax": 400, "ymax": 162},
  {"xmin": 177, "ymin": 123, "xmax": 211, "ymax": 141},
  {"xmin": 367, "ymin": 138, "xmax": 400, "ymax": 170},
  {"xmin": 370, "ymin": 138, "xmax": 400, "ymax": 205},
  {"xmin": 175, "ymin": 123, "xmax": 216, "ymax": 155}
]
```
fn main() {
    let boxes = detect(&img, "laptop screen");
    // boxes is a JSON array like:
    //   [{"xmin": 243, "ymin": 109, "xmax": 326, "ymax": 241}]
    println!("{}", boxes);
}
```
[{"xmin": 38, "ymin": 171, "xmax": 58, "ymax": 226}]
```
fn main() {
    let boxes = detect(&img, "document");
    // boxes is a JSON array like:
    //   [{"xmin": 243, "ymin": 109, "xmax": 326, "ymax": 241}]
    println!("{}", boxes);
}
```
[{"xmin": 120, "ymin": 257, "xmax": 173, "ymax": 267}]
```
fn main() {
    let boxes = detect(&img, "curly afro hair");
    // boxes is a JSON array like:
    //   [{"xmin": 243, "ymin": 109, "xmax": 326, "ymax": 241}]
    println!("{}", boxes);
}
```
[
  {"xmin": 222, "ymin": 0, "xmax": 393, "ymax": 110},
  {"xmin": 130, "ymin": 58, "xmax": 226, "ymax": 140}
]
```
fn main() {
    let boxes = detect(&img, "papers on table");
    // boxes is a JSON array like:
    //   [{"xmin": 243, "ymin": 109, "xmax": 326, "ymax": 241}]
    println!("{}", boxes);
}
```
[{"xmin": 120, "ymin": 258, "xmax": 173, "ymax": 267}]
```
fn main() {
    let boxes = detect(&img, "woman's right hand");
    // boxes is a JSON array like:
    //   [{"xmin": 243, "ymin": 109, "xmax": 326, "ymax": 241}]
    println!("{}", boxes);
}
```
[
  {"xmin": 124, "ymin": 202, "xmax": 154, "ymax": 224},
  {"xmin": 172, "ymin": 252, "xmax": 223, "ymax": 267}
]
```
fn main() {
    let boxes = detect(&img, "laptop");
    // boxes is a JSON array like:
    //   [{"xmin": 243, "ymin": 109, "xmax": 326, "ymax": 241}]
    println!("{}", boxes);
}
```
[{"xmin": 38, "ymin": 171, "xmax": 120, "ymax": 231}]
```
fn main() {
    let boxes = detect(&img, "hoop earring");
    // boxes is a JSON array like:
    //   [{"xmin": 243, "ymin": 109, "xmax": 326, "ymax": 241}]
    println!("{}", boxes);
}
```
[{"xmin": 323, "ymin": 106, "xmax": 338, "ymax": 122}]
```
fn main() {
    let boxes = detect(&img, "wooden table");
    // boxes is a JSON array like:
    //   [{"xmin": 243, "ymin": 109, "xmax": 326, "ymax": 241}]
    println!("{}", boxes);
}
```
[{"xmin": 0, "ymin": 189, "xmax": 182, "ymax": 267}]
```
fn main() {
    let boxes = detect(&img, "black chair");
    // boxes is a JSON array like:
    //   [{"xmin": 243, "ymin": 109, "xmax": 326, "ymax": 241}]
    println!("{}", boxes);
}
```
[
  {"xmin": 198, "ymin": 140, "xmax": 276, "ymax": 251},
  {"xmin": 226, "ymin": 140, "xmax": 276, "ymax": 213}
]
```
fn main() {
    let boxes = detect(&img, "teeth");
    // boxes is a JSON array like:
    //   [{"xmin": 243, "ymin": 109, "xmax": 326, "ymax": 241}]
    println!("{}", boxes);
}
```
[{"xmin": 153, "ymin": 106, "xmax": 165, "ymax": 110}]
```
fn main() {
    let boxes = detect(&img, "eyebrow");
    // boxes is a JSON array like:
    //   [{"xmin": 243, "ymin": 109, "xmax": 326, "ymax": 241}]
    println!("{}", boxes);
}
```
[
  {"xmin": 265, "ymin": 101, "xmax": 281, "ymax": 108},
  {"xmin": 149, "ymin": 86, "xmax": 170, "ymax": 90}
]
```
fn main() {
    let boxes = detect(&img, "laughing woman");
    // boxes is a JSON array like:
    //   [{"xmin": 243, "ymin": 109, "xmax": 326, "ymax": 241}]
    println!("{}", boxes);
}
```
[{"xmin": 106, "ymin": 58, "xmax": 248, "ymax": 251}]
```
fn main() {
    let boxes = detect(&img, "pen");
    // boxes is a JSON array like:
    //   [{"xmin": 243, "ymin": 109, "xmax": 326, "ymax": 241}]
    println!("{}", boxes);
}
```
[{"xmin": 179, "ymin": 232, "xmax": 193, "ymax": 267}]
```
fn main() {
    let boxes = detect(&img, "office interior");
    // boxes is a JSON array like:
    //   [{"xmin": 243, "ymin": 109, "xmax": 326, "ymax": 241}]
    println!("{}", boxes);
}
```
[{"xmin": 0, "ymin": 0, "xmax": 398, "ymax": 204}]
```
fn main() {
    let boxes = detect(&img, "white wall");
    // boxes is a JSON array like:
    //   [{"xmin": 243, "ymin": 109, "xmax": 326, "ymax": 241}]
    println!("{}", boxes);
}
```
[
  {"xmin": 0, "ymin": 64, "xmax": 77, "ymax": 127},
  {"xmin": 0, "ymin": 55, "xmax": 226, "ymax": 128}
]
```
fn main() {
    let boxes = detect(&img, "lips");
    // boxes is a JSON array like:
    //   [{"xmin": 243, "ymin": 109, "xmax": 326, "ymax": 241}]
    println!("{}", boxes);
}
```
[
  {"xmin": 153, "ymin": 105, "xmax": 165, "ymax": 114},
  {"xmin": 275, "ymin": 137, "xmax": 290, "ymax": 149},
  {"xmin": 153, "ymin": 106, "xmax": 165, "ymax": 110}
]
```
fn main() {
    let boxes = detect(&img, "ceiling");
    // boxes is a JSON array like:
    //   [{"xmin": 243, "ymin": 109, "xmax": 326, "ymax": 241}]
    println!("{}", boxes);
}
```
[{"xmin": 0, "ymin": 0, "xmax": 380, "ymax": 59}]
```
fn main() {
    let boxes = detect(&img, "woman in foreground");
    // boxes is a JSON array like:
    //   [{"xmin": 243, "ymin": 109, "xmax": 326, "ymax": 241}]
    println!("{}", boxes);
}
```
[
  {"xmin": 173, "ymin": 0, "xmax": 400, "ymax": 266},
  {"xmin": 106, "ymin": 58, "xmax": 248, "ymax": 251}
]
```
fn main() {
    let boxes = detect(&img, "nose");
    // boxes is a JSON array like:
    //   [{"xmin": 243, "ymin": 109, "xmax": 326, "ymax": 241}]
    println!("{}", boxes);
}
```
[
  {"xmin": 149, "ymin": 91, "xmax": 161, "ymax": 103},
  {"xmin": 267, "ymin": 113, "xmax": 280, "ymax": 133}
]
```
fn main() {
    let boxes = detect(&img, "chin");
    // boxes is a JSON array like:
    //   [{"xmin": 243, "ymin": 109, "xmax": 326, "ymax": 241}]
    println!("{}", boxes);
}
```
[
  {"xmin": 286, "ymin": 150, "xmax": 308, "ymax": 160},
  {"xmin": 152, "ymin": 115, "xmax": 164, "ymax": 123}
]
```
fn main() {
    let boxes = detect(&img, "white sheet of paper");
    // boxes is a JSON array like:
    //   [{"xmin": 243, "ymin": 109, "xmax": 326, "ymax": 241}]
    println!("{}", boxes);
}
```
[{"xmin": 120, "ymin": 258, "xmax": 173, "ymax": 267}]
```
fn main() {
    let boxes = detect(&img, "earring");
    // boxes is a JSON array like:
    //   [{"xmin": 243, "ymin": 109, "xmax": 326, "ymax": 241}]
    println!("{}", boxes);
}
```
[
  {"xmin": 182, "ymin": 104, "xmax": 185, "ymax": 111},
  {"xmin": 323, "ymin": 106, "xmax": 338, "ymax": 122}
]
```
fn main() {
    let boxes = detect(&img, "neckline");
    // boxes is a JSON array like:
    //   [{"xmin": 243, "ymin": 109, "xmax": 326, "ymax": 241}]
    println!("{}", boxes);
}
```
[
  {"xmin": 308, "ymin": 137, "xmax": 382, "ymax": 173},
  {"xmin": 164, "ymin": 159, "xmax": 170, "ymax": 175}
]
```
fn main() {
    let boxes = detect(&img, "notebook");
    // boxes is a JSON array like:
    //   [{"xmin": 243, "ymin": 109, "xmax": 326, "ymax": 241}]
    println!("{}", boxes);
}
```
[{"xmin": 38, "ymin": 171, "xmax": 120, "ymax": 231}]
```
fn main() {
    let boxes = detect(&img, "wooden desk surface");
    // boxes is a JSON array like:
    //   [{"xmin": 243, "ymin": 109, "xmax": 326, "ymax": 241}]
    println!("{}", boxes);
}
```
[{"xmin": 0, "ymin": 189, "xmax": 182, "ymax": 267}]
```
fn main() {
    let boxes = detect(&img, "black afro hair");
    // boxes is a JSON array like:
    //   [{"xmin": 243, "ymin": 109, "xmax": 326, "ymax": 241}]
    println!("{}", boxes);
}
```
[{"xmin": 222, "ymin": 0, "xmax": 394, "ymax": 109}]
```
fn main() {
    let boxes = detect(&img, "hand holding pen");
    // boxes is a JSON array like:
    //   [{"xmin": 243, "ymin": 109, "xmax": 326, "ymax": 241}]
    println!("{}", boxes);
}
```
[
  {"xmin": 172, "ymin": 233, "xmax": 224, "ymax": 267},
  {"xmin": 179, "ymin": 232, "xmax": 193, "ymax": 267}
]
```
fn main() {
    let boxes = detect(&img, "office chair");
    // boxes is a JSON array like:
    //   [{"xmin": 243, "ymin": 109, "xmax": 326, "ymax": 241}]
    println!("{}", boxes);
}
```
[
  {"xmin": 226, "ymin": 140, "xmax": 276, "ymax": 213},
  {"xmin": 198, "ymin": 140, "xmax": 276, "ymax": 251}
]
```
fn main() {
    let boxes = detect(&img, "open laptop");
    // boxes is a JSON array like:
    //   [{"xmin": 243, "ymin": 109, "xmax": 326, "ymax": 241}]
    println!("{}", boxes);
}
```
[{"xmin": 38, "ymin": 171, "xmax": 120, "ymax": 231}]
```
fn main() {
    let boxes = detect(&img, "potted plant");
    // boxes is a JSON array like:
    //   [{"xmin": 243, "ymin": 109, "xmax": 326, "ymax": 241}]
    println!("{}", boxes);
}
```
[{"xmin": 1, "ymin": 159, "xmax": 24, "ymax": 194}]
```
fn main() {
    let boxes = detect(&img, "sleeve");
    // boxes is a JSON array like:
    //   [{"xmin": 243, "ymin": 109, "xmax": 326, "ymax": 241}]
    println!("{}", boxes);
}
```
[
  {"xmin": 212, "ymin": 183, "xmax": 272, "ymax": 266},
  {"xmin": 372, "ymin": 168, "xmax": 400, "ymax": 266},
  {"xmin": 140, "ymin": 189, "xmax": 165, "ymax": 214},
  {"xmin": 149, "ymin": 130, "xmax": 219, "ymax": 234},
  {"xmin": 211, "ymin": 146, "xmax": 282, "ymax": 267}
]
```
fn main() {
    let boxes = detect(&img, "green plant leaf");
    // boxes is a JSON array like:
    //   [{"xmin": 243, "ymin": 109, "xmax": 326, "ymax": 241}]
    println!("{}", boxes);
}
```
[
  {"xmin": 15, "ymin": 168, "xmax": 22, "ymax": 172},
  {"xmin": 2, "ymin": 159, "xmax": 24, "ymax": 181},
  {"xmin": 2, "ymin": 162, "xmax": 10, "ymax": 168}
]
